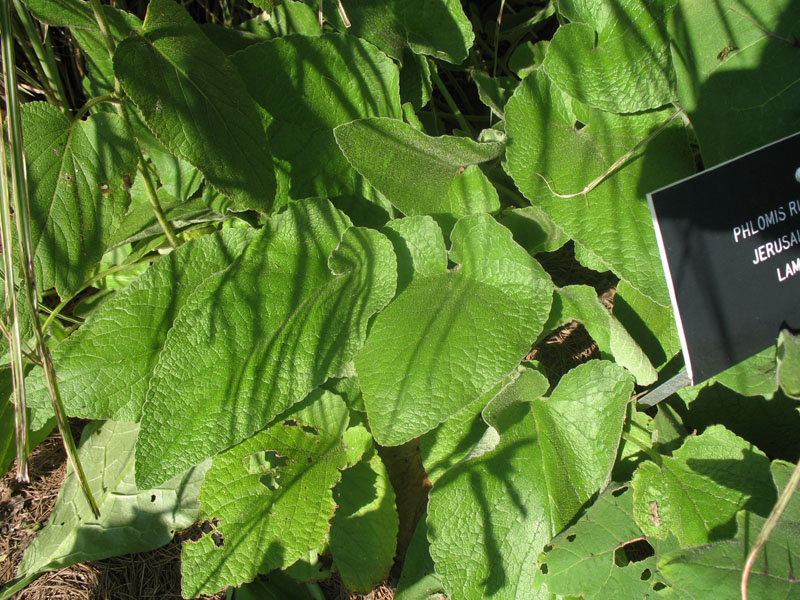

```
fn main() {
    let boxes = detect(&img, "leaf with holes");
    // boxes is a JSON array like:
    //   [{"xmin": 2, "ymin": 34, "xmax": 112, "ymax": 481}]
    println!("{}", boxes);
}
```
[
  {"xmin": 21, "ymin": 102, "xmax": 137, "ymax": 297},
  {"xmin": 427, "ymin": 360, "xmax": 634, "ymax": 599},
  {"xmin": 535, "ymin": 485, "xmax": 681, "ymax": 599},
  {"xmin": 504, "ymin": 69, "xmax": 695, "ymax": 304},
  {"xmin": 18, "ymin": 420, "xmax": 208, "ymax": 580},
  {"xmin": 180, "ymin": 419, "xmax": 347, "ymax": 597},
  {"xmin": 135, "ymin": 199, "xmax": 396, "ymax": 488},
  {"xmin": 631, "ymin": 425, "xmax": 775, "ymax": 546}
]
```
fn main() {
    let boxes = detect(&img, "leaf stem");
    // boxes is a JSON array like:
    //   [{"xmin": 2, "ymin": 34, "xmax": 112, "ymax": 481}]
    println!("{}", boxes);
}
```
[
  {"xmin": 41, "ymin": 256, "xmax": 158, "ymax": 335},
  {"xmin": 741, "ymin": 458, "xmax": 800, "ymax": 600},
  {"xmin": 428, "ymin": 58, "xmax": 475, "ymax": 137},
  {"xmin": 73, "ymin": 93, "xmax": 121, "ymax": 122},
  {"xmin": 620, "ymin": 430, "xmax": 662, "ymax": 466},
  {"xmin": 88, "ymin": 0, "xmax": 181, "ymax": 249},
  {"xmin": 536, "ymin": 107, "xmax": 685, "ymax": 202}
]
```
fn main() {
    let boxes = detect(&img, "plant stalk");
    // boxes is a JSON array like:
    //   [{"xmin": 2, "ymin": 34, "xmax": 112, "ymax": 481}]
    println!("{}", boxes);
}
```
[
  {"xmin": 429, "ymin": 58, "xmax": 475, "ymax": 136},
  {"xmin": 741, "ymin": 458, "xmax": 800, "ymax": 600},
  {"xmin": 0, "ymin": 0, "xmax": 100, "ymax": 516}
]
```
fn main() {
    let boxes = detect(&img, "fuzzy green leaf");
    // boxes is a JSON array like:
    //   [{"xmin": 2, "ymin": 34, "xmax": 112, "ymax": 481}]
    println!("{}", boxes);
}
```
[
  {"xmin": 21, "ymin": 103, "xmax": 137, "ymax": 297},
  {"xmin": 504, "ymin": 69, "xmax": 695, "ymax": 304},
  {"xmin": 552, "ymin": 285, "xmax": 657, "ymax": 384},
  {"xmin": 659, "ymin": 460, "xmax": 800, "ymax": 599},
  {"xmin": 428, "ymin": 360, "xmax": 634, "ymax": 599},
  {"xmin": 357, "ymin": 214, "xmax": 553, "ymax": 446},
  {"xmin": 544, "ymin": 0, "xmax": 677, "ymax": 113},
  {"xmin": 382, "ymin": 215, "xmax": 448, "ymax": 295},
  {"xmin": 536, "ymin": 484, "xmax": 681, "ymax": 599},
  {"xmin": 335, "ymin": 117, "xmax": 503, "ymax": 218},
  {"xmin": 181, "ymin": 420, "xmax": 347, "ymax": 596},
  {"xmin": 25, "ymin": 229, "xmax": 255, "ymax": 429},
  {"xmin": 330, "ymin": 453, "xmax": 399, "ymax": 593},
  {"xmin": 714, "ymin": 346, "xmax": 778, "ymax": 398},
  {"xmin": 136, "ymin": 199, "xmax": 396, "ymax": 488},
  {"xmin": 18, "ymin": 421, "xmax": 208, "ymax": 579},
  {"xmin": 631, "ymin": 425, "xmax": 775, "ymax": 546},
  {"xmin": 669, "ymin": 0, "xmax": 800, "ymax": 166},
  {"xmin": 114, "ymin": 0, "xmax": 276, "ymax": 211},
  {"xmin": 232, "ymin": 34, "xmax": 401, "ymax": 201},
  {"xmin": 324, "ymin": 0, "xmax": 474, "ymax": 63}
]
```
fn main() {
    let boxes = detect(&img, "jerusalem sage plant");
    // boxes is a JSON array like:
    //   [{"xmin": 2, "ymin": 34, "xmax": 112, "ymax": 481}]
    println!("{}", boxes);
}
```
[{"xmin": 2, "ymin": 0, "xmax": 800, "ymax": 598}]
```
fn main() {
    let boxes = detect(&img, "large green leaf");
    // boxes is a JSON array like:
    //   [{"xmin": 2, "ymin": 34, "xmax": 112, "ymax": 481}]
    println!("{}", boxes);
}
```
[
  {"xmin": 21, "ymin": 103, "xmax": 137, "ymax": 297},
  {"xmin": 25, "ymin": 229, "xmax": 255, "ymax": 429},
  {"xmin": 669, "ymin": 0, "xmax": 800, "ymax": 166},
  {"xmin": 330, "ymin": 453, "xmax": 399, "ymax": 593},
  {"xmin": 113, "ymin": 0, "xmax": 276, "ymax": 211},
  {"xmin": 631, "ymin": 425, "xmax": 775, "ymax": 546},
  {"xmin": 535, "ymin": 484, "xmax": 681, "ymax": 599},
  {"xmin": 136, "ymin": 199, "xmax": 396, "ymax": 488},
  {"xmin": 504, "ymin": 69, "xmax": 695, "ymax": 304},
  {"xmin": 231, "ymin": 34, "xmax": 401, "ymax": 201},
  {"xmin": 323, "ymin": 0, "xmax": 474, "ymax": 64},
  {"xmin": 660, "ymin": 460, "xmax": 800, "ymax": 599},
  {"xmin": 544, "ymin": 0, "xmax": 677, "ymax": 113},
  {"xmin": 334, "ymin": 117, "xmax": 503, "ymax": 218},
  {"xmin": 181, "ymin": 419, "xmax": 347, "ymax": 596},
  {"xmin": 18, "ymin": 420, "xmax": 208, "ymax": 579},
  {"xmin": 357, "ymin": 213, "xmax": 553, "ymax": 446},
  {"xmin": 550, "ymin": 285, "xmax": 657, "ymax": 385},
  {"xmin": 428, "ymin": 360, "xmax": 634, "ymax": 599}
]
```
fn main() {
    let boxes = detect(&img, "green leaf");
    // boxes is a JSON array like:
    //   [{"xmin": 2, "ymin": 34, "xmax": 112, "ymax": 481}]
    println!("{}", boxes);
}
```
[
  {"xmin": 778, "ymin": 330, "xmax": 800, "ymax": 399},
  {"xmin": 544, "ymin": 0, "xmax": 677, "ymax": 113},
  {"xmin": 428, "ymin": 360, "xmax": 634, "ymax": 599},
  {"xmin": 113, "ymin": 0, "xmax": 276, "ymax": 211},
  {"xmin": 25, "ymin": 229, "xmax": 255, "ymax": 429},
  {"xmin": 232, "ymin": 34, "xmax": 401, "ymax": 201},
  {"xmin": 20, "ymin": 0, "xmax": 94, "ymax": 27},
  {"xmin": 22, "ymin": 103, "xmax": 137, "ymax": 297},
  {"xmin": 330, "ymin": 453, "xmax": 399, "ymax": 593},
  {"xmin": 552, "ymin": 285, "xmax": 657, "ymax": 385},
  {"xmin": 357, "ymin": 213, "xmax": 553, "ymax": 446},
  {"xmin": 18, "ymin": 420, "xmax": 208, "ymax": 579},
  {"xmin": 324, "ymin": 0, "xmax": 474, "ymax": 64},
  {"xmin": 612, "ymin": 279, "xmax": 681, "ymax": 370},
  {"xmin": 714, "ymin": 346, "xmax": 778, "ymax": 398},
  {"xmin": 334, "ymin": 117, "xmax": 503, "ymax": 218},
  {"xmin": 504, "ymin": 69, "xmax": 695, "ymax": 304},
  {"xmin": 659, "ymin": 460, "xmax": 800, "ymax": 599},
  {"xmin": 535, "ymin": 484, "xmax": 681, "ymax": 599},
  {"xmin": 180, "ymin": 420, "xmax": 347, "ymax": 596},
  {"xmin": 382, "ymin": 215, "xmax": 448, "ymax": 295},
  {"xmin": 499, "ymin": 205, "xmax": 569, "ymax": 256},
  {"xmin": 631, "ymin": 425, "xmax": 775, "ymax": 546},
  {"xmin": 400, "ymin": 50, "xmax": 433, "ymax": 112},
  {"xmin": 420, "ymin": 367, "xmax": 536, "ymax": 485},
  {"xmin": 232, "ymin": 571, "xmax": 316, "ymax": 600},
  {"xmin": 136, "ymin": 199, "xmax": 397, "ymax": 488},
  {"xmin": 395, "ymin": 518, "xmax": 445, "ymax": 600},
  {"xmin": 669, "ymin": 0, "xmax": 800, "ymax": 166}
]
